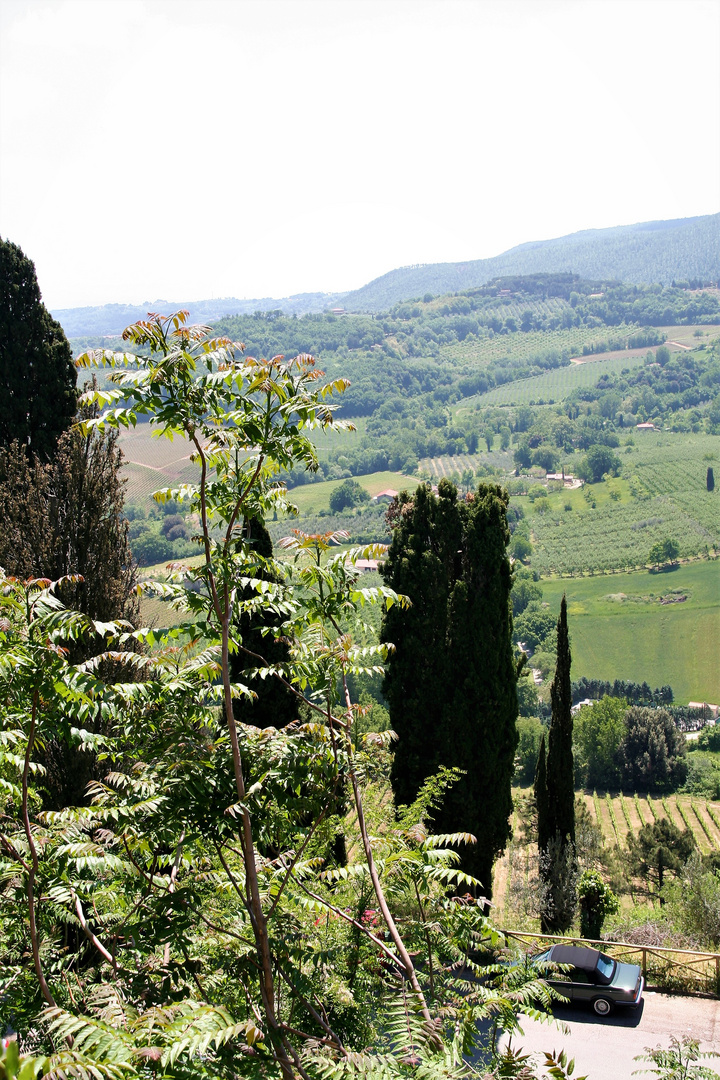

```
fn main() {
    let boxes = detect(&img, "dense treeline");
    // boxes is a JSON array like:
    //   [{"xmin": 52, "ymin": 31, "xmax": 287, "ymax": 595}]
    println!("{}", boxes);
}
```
[
  {"xmin": 572, "ymin": 677, "xmax": 674, "ymax": 706},
  {"xmin": 213, "ymin": 277, "xmax": 719, "ymax": 378}
]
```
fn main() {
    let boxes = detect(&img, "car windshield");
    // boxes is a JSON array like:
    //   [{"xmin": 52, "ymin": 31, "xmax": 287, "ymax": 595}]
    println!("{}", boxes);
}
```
[{"xmin": 595, "ymin": 954, "xmax": 615, "ymax": 982}]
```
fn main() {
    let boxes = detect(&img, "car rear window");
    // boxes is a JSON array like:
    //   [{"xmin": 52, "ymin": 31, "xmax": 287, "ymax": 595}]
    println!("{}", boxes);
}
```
[{"xmin": 595, "ymin": 954, "xmax": 615, "ymax": 982}]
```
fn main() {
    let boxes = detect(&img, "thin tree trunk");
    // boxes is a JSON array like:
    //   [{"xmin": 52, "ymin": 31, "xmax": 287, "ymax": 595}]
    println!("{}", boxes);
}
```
[
  {"xmin": 22, "ymin": 691, "xmax": 57, "ymax": 1008},
  {"xmin": 341, "ymin": 674, "xmax": 432, "ymax": 1022}
]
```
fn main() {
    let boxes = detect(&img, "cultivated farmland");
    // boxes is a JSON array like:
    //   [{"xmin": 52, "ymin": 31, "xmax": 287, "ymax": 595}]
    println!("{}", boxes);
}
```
[
  {"xmin": 540, "ymin": 561, "xmax": 720, "ymax": 704},
  {"xmin": 439, "ymin": 324, "xmax": 648, "ymax": 369},
  {"xmin": 455, "ymin": 351, "xmax": 648, "ymax": 408},
  {"xmin": 493, "ymin": 789, "xmax": 720, "ymax": 928},
  {"xmin": 523, "ymin": 432, "xmax": 720, "ymax": 575}
]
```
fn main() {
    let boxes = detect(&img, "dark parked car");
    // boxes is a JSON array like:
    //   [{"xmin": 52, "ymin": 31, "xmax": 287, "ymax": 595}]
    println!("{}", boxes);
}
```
[{"xmin": 533, "ymin": 944, "xmax": 644, "ymax": 1016}]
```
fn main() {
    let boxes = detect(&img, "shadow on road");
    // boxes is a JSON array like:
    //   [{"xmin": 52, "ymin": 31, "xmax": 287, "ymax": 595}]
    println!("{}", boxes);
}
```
[{"xmin": 551, "ymin": 999, "xmax": 645, "ymax": 1028}]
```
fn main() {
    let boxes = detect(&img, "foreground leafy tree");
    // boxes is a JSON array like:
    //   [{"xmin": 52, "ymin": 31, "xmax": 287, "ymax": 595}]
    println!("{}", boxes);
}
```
[
  {"xmin": 0, "ymin": 237, "xmax": 77, "ymax": 459},
  {"xmin": 0, "ymin": 314, "xmax": 574, "ymax": 1079},
  {"xmin": 633, "ymin": 1035, "xmax": 720, "ymax": 1079},
  {"xmin": 381, "ymin": 479, "xmax": 519, "ymax": 896}
]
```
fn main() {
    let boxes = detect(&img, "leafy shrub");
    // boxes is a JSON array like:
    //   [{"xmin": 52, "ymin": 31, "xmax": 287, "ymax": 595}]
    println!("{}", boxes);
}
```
[
  {"xmin": 648, "ymin": 537, "xmax": 680, "ymax": 567},
  {"xmin": 578, "ymin": 869, "xmax": 619, "ymax": 939},
  {"xmin": 616, "ymin": 707, "xmax": 687, "ymax": 792},
  {"xmin": 511, "ymin": 571, "xmax": 542, "ymax": 617},
  {"xmin": 160, "ymin": 513, "xmax": 186, "ymax": 538},
  {"xmin": 329, "ymin": 478, "xmax": 370, "ymax": 513},
  {"xmin": 515, "ymin": 716, "xmax": 544, "ymax": 782},
  {"xmin": 516, "ymin": 672, "xmax": 540, "ymax": 720},
  {"xmin": 696, "ymin": 725, "xmax": 720, "ymax": 753},
  {"xmin": 684, "ymin": 751, "xmax": 720, "ymax": 799},
  {"xmin": 578, "ymin": 444, "xmax": 621, "ymax": 483},
  {"xmin": 509, "ymin": 531, "xmax": 532, "ymax": 561},
  {"xmin": 513, "ymin": 601, "xmax": 556, "ymax": 651},
  {"xmin": 573, "ymin": 696, "xmax": 625, "ymax": 789},
  {"xmin": 129, "ymin": 523, "xmax": 195, "ymax": 566},
  {"xmin": 530, "ymin": 647, "xmax": 556, "ymax": 679},
  {"xmin": 662, "ymin": 852, "xmax": 720, "ymax": 948}
]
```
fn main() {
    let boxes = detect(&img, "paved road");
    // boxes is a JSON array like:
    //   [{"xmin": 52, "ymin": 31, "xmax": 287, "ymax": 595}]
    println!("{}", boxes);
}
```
[{"xmin": 497, "ymin": 992, "xmax": 720, "ymax": 1079}]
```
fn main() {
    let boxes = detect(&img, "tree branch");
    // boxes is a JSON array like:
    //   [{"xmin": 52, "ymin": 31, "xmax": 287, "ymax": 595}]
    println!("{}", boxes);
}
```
[
  {"xmin": 73, "ymin": 892, "xmax": 117, "ymax": 971},
  {"xmin": 22, "ymin": 690, "xmax": 57, "ymax": 1008}
]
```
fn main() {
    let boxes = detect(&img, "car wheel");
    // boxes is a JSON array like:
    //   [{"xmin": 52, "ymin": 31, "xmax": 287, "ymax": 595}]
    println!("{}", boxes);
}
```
[{"xmin": 592, "ymin": 996, "xmax": 613, "ymax": 1017}]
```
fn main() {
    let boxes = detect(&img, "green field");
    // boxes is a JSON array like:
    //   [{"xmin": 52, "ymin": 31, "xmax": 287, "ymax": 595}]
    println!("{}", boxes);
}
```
[
  {"xmin": 494, "ymin": 788, "xmax": 720, "ymax": 924},
  {"xmin": 457, "ymin": 351, "xmax": 649, "ymax": 408},
  {"xmin": 284, "ymin": 471, "xmax": 416, "ymax": 513},
  {"xmin": 540, "ymin": 561, "xmax": 720, "ymax": 704}
]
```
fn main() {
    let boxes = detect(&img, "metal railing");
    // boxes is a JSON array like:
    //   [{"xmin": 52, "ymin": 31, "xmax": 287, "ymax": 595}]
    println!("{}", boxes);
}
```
[{"xmin": 501, "ymin": 929, "xmax": 720, "ymax": 995}]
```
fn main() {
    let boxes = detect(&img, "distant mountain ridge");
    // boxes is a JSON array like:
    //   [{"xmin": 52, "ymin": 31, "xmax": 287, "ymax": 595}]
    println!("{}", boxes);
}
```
[
  {"xmin": 53, "ymin": 291, "xmax": 344, "ymax": 339},
  {"xmin": 341, "ymin": 214, "xmax": 720, "ymax": 311},
  {"xmin": 53, "ymin": 213, "xmax": 719, "ymax": 337}
]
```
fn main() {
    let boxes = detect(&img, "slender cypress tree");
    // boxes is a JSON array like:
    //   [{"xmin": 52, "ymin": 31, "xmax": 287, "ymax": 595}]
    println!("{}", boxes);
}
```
[
  {"xmin": 534, "ymin": 731, "xmax": 550, "ymax": 853},
  {"xmin": 546, "ymin": 594, "xmax": 575, "ymax": 847},
  {"xmin": 230, "ymin": 517, "xmax": 299, "ymax": 732},
  {"xmin": 538, "ymin": 594, "xmax": 577, "ymax": 932},
  {"xmin": 0, "ymin": 238, "xmax": 77, "ymax": 459},
  {"xmin": 381, "ymin": 479, "xmax": 518, "ymax": 896}
]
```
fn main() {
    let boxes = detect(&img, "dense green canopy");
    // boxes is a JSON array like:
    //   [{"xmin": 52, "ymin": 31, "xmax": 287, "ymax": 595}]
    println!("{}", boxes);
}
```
[
  {"xmin": 0, "ymin": 238, "xmax": 77, "ymax": 459},
  {"xmin": 380, "ymin": 479, "xmax": 518, "ymax": 895}
]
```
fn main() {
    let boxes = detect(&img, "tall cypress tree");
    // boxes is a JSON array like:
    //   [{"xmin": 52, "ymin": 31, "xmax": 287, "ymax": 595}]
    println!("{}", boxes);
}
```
[
  {"xmin": 538, "ymin": 594, "xmax": 577, "ymax": 932},
  {"xmin": 229, "ymin": 517, "xmax": 299, "ymax": 732},
  {"xmin": 0, "ymin": 238, "xmax": 77, "ymax": 459},
  {"xmin": 534, "ymin": 731, "xmax": 550, "ymax": 853},
  {"xmin": 546, "ymin": 594, "xmax": 574, "ymax": 847},
  {"xmin": 381, "ymin": 479, "xmax": 518, "ymax": 896}
]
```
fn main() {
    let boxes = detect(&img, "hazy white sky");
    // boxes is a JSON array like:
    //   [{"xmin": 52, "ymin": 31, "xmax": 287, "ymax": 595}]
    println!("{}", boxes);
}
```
[{"xmin": 1, "ymin": 0, "xmax": 718, "ymax": 309}]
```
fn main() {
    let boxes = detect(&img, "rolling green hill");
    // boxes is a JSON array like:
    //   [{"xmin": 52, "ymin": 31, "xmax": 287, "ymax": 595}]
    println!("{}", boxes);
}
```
[
  {"xmin": 53, "ymin": 215, "xmax": 719, "ymax": 337},
  {"xmin": 341, "ymin": 214, "xmax": 720, "ymax": 311}
]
